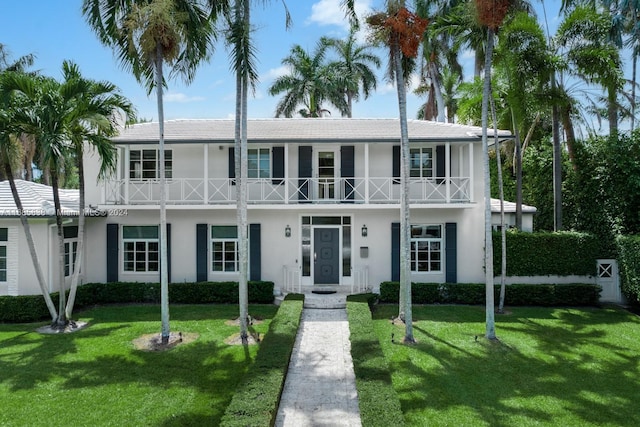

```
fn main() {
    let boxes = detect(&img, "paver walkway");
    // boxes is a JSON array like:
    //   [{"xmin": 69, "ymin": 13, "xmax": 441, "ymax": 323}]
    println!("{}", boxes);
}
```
[{"xmin": 275, "ymin": 301, "xmax": 362, "ymax": 427}]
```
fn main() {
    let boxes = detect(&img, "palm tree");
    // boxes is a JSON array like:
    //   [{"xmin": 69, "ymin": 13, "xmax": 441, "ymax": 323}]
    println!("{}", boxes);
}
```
[
  {"xmin": 61, "ymin": 61, "xmax": 135, "ymax": 321},
  {"xmin": 268, "ymin": 40, "xmax": 348, "ymax": 117},
  {"xmin": 83, "ymin": 0, "xmax": 222, "ymax": 344},
  {"xmin": 325, "ymin": 29, "xmax": 381, "ymax": 118},
  {"xmin": 0, "ymin": 70, "xmax": 58, "ymax": 322},
  {"xmin": 368, "ymin": 1, "xmax": 427, "ymax": 344}
]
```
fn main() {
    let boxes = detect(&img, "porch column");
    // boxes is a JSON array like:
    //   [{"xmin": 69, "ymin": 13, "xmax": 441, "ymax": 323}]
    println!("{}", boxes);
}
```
[
  {"xmin": 445, "ymin": 142, "xmax": 451, "ymax": 203},
  {"xmin": 284, "ymin": 144, "xmax": 289, "ymax": 204},
  {"xmin": 203, "ymin": 144, "xmax": 209, "ymax": 203},
  {"xmin": 469, "ymin": 142, "xmax": 474, "ymax": 202},
  {"xmin": 364, "ymin": 143, "xmax": 370, "ymax": 203},
  {"xmin": 124, "ymin": 145, "xmax": 130, "ymax": 204}
]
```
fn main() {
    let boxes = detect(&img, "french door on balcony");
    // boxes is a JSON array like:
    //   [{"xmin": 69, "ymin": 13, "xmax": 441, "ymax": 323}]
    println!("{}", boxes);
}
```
[{"xmin": 316, "ymin": 150, "xmax": 337, "ymax": 200}]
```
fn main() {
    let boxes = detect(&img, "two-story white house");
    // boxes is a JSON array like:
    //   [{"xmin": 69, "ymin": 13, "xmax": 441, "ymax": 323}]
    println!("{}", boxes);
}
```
[{"xmin": 76, "ymin": 118, "xmax": 511, "ymax": 294}]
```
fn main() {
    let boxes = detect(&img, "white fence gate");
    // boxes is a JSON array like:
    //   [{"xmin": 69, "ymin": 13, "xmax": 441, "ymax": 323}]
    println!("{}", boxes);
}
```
[{"xmin": 596, "ymin": 259, "xmax": 622, "ymax": 303}]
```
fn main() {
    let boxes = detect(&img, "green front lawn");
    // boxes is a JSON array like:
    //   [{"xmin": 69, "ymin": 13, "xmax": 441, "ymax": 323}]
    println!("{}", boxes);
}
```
[
  {"xmin": 372, "ymin": 305, "xmax": 640, "ymax": 427},
  {"xmin": 0, "ymin": 304, "xmax": 277, "ymax": 427}
]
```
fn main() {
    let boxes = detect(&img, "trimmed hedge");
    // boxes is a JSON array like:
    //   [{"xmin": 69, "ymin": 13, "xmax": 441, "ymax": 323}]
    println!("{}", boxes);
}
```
[
  {"xmin": 379, "ymin": 282, "xmax": 601, "ymax": 306},
  {"xmin": 0, "ymin": 281, "xmax": 275, "ymax": 323},
  {"xmin": 220, "ymin": 297, "xmax": 304, "ymax": 427},
  {"xmin": 347, "ymin": 301, "xmax": 405, "ymax": 427},
  {"xmin": 617, "ymin": 235, "xmax": 640, "ymax": 305},
  {"xmin": 346, "ymin": 292, "xmax": 379, "ymax": 310},
  {"xmin": 493, "ymin": 231, "xmax": 607, "ymax": 276}
]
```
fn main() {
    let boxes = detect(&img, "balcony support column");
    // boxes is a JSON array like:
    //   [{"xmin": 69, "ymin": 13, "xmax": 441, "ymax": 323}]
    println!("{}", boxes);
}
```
[
  {"xmin": 284, "ymin": 144, "xmax": 289, "ymax": 204},
  {"xmin": 364, "ymin": 143, "xmax": 370, "ymax": 203},
  {"xmin": 203, "ymin": 144, "xmax": 209, "ymax": 204},
  {"xmin": 124, "ymin": 145, "xmax": 130, "ymax": 204},
  {"xmin": 445, "ymin": 142, "xmax": 451, "ymax": 203},
  {"xmin": 469, "ymin": 142, "xmax": 474, "ymax": 202}
]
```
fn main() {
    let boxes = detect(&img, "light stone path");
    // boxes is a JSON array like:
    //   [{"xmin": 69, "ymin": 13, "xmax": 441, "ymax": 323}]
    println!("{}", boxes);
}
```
[{"xmin": 275, "ymin": 301, "xmax": 362, "ymax": 427}]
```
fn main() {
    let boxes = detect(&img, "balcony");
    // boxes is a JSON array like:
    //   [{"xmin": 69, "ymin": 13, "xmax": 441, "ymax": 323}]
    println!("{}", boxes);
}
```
[{"xmin": 102, "ymin": 177, "xmax": 472, "ymax": 205}]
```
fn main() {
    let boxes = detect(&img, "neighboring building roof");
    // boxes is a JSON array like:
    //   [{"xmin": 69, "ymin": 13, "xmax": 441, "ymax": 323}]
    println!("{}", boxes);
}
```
[
  {"xmin": 113, "ymin": 118, "xmax": 513, "ymax": 144},
  {"xmin": 491, "ymin": 198, "xmax": 537, "ymax": 214},
  {"xmin": 0, "ymin": 179, "xmax": 81, "ymax": 217}
]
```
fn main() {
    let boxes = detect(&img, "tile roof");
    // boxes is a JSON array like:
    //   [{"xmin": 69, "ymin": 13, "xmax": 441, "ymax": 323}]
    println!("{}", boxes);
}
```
[
  {"xmin": 491, "ymin": 198, "xmax": 537, "ymax": 214},
  {"xmin": 0, "ymin": 180, "xmax": 80, "ymax": 217},
  {"xmin": 113, "ymin": 118, "xmax": 513, "ymax": 144}
]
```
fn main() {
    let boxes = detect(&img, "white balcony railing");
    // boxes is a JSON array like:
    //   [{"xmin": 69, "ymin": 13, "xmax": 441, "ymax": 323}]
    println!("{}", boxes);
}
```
[{"xmin": 103, "ymin": 177, "xmax": 471, "ymax": 205}]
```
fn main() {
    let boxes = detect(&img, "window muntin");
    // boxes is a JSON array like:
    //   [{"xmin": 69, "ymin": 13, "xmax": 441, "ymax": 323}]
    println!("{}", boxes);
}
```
[
  {"xmin": 409, "ymin": 148, "xmax": 434, "ymax": 178},
  {"xmin": 211, "ymin": 226, "xmax": 238, "ymax": 272},
  {"xmin": 123, "ymin": 226, "xmax": 159, "ymax": 272},
  {"xmin": 410, "ymin": 225, "xmax": 442, "ymax": 272},
  {"xmin": 129, "ymin": 149, "xmax": 172, "ymax": 180},
  {"xmin": 248, "ymin": 148, "xmax": 270, "ymax": 179},
  {"xmin": 64, "ymin": 226, "xmax": 79, "ymax": 277},
  {"xmin": 0, "ymin": 228, "xmax": 7, "ymax": 282}
]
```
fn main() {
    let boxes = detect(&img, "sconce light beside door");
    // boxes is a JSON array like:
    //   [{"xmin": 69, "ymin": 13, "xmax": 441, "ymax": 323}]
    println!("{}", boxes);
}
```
[
  {"xmin": 285, "ymin": 224, "xmax": 291, "ymax": 237},
  {"xmin": 361, "ymin": 224, "xmax": 368, "ymax": 237}
]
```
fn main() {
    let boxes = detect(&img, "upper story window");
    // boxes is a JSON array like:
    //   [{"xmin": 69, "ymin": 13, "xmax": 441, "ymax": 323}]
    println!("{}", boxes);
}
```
[
  {"xmin": 248, "ymin": 148, "xmax": 270, "ymax": 178},
  {"xmin": 410, "ymin": 224, "xmax": 442, "ymax": 272},
  {"xmin": 211, "ymin": 225, "xmax": 238, "ymax": 272},
  {"xmin": 122, "ymin": 226, "xmax": 159, "ymax": 272},
  {"xmin": 129, "ymin": 149, "xmax": 172, "ymax": 180},
  {"xmin": 410, "ymin": 147, "xmax": 434, "ymax": 178},
  {"xmin": 0, "ymin": 228, "xmax": 7, "ymax": 282}
]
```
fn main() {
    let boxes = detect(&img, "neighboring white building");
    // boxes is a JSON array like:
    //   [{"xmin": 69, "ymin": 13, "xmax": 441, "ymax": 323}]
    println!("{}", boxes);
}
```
[
  {"xmin": 4, "ymin": 118, "xmax": 515, "ymax": 296},
  {"xmin": 491, "ymin": 198, "xmax": 537, "ymax": 232}
]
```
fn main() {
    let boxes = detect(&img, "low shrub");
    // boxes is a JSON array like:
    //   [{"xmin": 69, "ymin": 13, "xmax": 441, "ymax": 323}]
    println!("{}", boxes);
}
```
[
  {"xmin": 0, "ymin": 281, "xmax": 275, "ymax": 323},
  {"xmin": 617, "ymin": 235, "xmax": 640, "ymax": 305},
  {"xmin": 347, "ymin": 301, "xmax": 405, "ymax": 426},
  {"xmin": 379, "ymin": 282, "xmax": 601, "ymax": 306},
  {"xmin": 220, "ymin": 297, "xmax": 304, "ymax": 427}
]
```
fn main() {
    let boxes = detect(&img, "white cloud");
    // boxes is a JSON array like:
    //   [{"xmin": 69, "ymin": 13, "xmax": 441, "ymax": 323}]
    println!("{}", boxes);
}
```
[
  {"xmin": 377, "ymin": 73, "xmax": 421, "ymax": 95},
  {"xmin": 165, "ymin": 92, "xmax": 206, "ymax": 103},
  {"xmin": 260, "ymin": 65, "xmax": 292, "ymax": 82},
  {"xmin": 308, "ymin": 0, "xmax": 373, "ymax": 30}
]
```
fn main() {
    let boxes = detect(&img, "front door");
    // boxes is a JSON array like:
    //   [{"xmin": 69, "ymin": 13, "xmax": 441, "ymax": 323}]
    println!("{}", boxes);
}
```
[{"xmin": 314, "ymin": 228, "xmax": 340, "ymax": 284}]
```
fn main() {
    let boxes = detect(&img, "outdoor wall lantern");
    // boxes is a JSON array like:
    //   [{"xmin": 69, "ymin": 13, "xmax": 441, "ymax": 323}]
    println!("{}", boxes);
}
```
[
  {"xmin": 285, "ymin": 224, "xmax": 291, "ymax": 238},
  {"xmin": 361, "ymin": 224, "xmax": 368, "ymax": 237}
]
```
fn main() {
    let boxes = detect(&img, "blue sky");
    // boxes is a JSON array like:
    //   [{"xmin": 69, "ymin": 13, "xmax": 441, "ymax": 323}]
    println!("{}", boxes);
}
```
[{"xmin": 1, "ymin": 0, "xmax": 561, "ymax": 122}]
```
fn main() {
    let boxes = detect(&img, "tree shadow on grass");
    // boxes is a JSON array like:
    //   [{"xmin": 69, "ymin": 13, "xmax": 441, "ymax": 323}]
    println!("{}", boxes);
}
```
[{"xmin": 377, "ymin": 307, "xmax": 640, "ymax": 426}]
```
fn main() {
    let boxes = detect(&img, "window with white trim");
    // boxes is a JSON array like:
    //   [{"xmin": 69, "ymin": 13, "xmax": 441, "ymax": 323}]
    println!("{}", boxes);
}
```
[
  {"xmin": 0, "ymin": 228, "xmax": 7, "ymax": 282},
  {"xmin": 410, "ymin": 147, "xmax": 434, "ymax": 178},
  {"xmin": 123, "ymin": 226, "xmax": 159, "ymax": 272},
  {"xmin": 64, "ymin": 226, "xmax": 79, "ymax": 277},
  {"xmin": 129, "ymin": 149, "xmax": 172, "ymax": 180},
  {"xmin": 211, "ymin": 226, "xmax": 238, "ymax": 272},
  {"xmin": 410, "ymin": 225, "xmax": 442, "ymax": 272},
  {"xmin": 248, "ymin": 148, "xmax": 270, "ymax": 178}
]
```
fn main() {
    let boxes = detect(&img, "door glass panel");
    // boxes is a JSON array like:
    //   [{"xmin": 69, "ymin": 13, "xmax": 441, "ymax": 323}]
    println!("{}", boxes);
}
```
[{"xmin": 318, "ymin": 152, "xmax": 335, "ymax": 199}]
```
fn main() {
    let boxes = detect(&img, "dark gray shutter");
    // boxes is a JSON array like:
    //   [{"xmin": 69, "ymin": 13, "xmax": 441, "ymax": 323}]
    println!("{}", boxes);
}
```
[
  {"xmin": 166, "ymin": 223, "xmax": 171, "ymax": 283},
  {"xmin": 341, "ymin": 145, "xmax": 355, "ymax": 202},
  {"xmin": 249, "ymin": 224, "xmax": 261, "ymax": 281},
  {"xmin": 106, "ymin": 224, "xmax": 118, "ymax": 282},
  {"xmin": 391, "ymin": 222, "xmax": 400, "ymax": 281},
  {"xmin": 298, "ymin": 146, "xmax": 312, "ymax": 202},
  {"xmin": 272, "ymin": 146, "xmax": 284, "ymax": 185},
  {"xmin": 445, "ymin": 222, "xmax": 457, "ymax": 283},
  {"xmin": 436, "ymin": 145, "xmax": 445, "ymax": 184},
  {"xmin": 392, "ymin": 145, "xmax": 400, "ymax": 184},
  {"xmin": 196, "ymin": 224, "xmax": 208, "ymax": 282},
  {"xmin": 228, "ymin": 146, "xmax": 235, "ymax": 184}
]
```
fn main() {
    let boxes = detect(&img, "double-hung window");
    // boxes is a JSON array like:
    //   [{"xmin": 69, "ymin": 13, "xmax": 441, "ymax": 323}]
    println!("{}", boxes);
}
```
[
  {"xmin": 248, "ymin": 148, "xmax": 270, "ymax": 178},
  {"xmin": 211, "ymin": 226, "xmax": 238, "ymax": 272},
  {"xmin": 0, "ymin": 228, "xmax": 7, "ymax": 282},
  {"xmin": 64, "ymin": 226, "xmax": 79, "ymax": 277},
  {"xmin": 129, "ymin": 149, "xmax": 172, "ymax": 180},
  {"xmin": 410, "ymin": 147, "xmax": 434, "ymax": 178},
  {"xmin": 410, "ymin": 225, "xmax": 442, "ymax": 272},
  {"xmin": 123, "ymin": 226, "xmax": 159, "ymax": 272}
]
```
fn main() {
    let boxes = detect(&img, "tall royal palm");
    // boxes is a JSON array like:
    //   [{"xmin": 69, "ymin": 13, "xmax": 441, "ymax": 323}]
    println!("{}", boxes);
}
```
[
  {"xmin": 62, "ymin": 61, "xmax": 135, "ymax": 322},
  {"xmin": 268, "ymin": 40, "xmax": 348, "ymax": 117},
  {"xmin": 0, "ymin": 70, "xmax": 59, "ymax": 322},
  {"xmin": 326, "ymin": 29, "xmax": 381, "ymax": 118},
  {"xmin": 83, "ymin": 0, "xmax": 222, "ymax": 344}
]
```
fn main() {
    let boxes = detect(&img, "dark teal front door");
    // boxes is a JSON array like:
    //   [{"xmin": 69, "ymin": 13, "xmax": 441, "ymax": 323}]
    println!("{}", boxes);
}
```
[{"xmin": 314, "ymin": 228, "xmax": 339, "ymax": 284}]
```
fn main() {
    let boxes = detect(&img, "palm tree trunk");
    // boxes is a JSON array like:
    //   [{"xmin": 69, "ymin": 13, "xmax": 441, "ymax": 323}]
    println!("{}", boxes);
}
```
[
  {"xmin": 482, "ymin": 28, "xmax": 496, "ymax": 340},
  {"xmin": 552, "ymin": 74, "xmax": 562, "ymax": 232},
  {"xmin": 5, "ymin": 163, "xmax": 58, "ymax": 321},
  {"xmin": 428, "ymin": 63, "xmax": 445, "ymax": 123},
  {"xmin": 491, "ymin": 96, "xmax": 506, "ymax": 314},
  {"xmin": 511, "ymin": 108, "xmax": 523, "ymax": 230},
  {"xmin": 633, "ymin": 50, "xmax": 638, "ymax": 132},
  {"xmin": 156, "ymin": 46, "xmax": 170, "ymax": 345},
  {"xmin": 51, "ymin": 170, "xmax": 68, "ymax": 327},
  {"xmin": 65, "ymin": 147, "xmax": 84, "ymax": 320},
  {"xmin": 347, "ymin": 91, "xmax": 354, "ymax": 118},
  {"xmin": 393, "ymin": 36, "xmax": 414, "ymax": 344}
]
